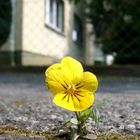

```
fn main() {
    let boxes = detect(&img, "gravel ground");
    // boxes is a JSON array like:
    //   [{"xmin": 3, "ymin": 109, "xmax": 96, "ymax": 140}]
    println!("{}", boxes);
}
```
[{"xmin": 0, "ymin": 72, "xmax": 140, "ymax": 139}]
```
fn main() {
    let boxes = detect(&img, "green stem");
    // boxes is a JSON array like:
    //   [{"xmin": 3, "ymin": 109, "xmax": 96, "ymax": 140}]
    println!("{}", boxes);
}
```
[
  {"xmin": 75, "ymin": 112, "xmax": 82, "ymax": 134},
  {"xmin": 75, "ymin": 112, "xmax": 79, "ymax": 121}
]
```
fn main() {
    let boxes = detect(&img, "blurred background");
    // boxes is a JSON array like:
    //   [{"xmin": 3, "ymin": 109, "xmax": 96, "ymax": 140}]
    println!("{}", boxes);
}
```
[
  {"xmin": 0, "ymin": 1, "xmax": 140, "ymax": 138},
  {"xmin": 0, "ymin": 0, "xmax": 140, "ymax": 67}
]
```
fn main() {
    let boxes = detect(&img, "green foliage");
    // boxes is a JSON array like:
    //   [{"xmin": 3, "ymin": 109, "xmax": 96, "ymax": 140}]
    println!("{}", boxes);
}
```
[
  {"xmin": 70, "ymin": 0, "xmax": 81, "ymax": 4},
  {"xmin": 90, "ymin": 108, "xmax": 100, "ymax": 123},
  {"xmin": 79, "ymin": 108, "xmax": 100, "ymax": 123},
  {"xmin": 0, "ymin": 0, "xmax": 12, "ymax": 47},
  {"xmin": 79, "ymin": 109, "xmax": 93, "ymax": 123},
  {"xmin": 1, "ymin": 125, "xmax": 140, "ymax": 140},
  {"xmin": 88, "ymin": 0, "xmax": 140, "ymax": 64},
  {"xmin": 70, "ymin": 118, "xmax": 79, "ymax": 125}
]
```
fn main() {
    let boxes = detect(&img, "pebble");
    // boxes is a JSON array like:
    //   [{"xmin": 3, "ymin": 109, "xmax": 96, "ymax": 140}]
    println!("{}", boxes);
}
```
[
  {"xmin": 136, "ymin": 123, "xmax": 140, "ymax": 130},
  {"xmin": 83, "ymin": 134, "xmax": 97, "ymax": 140},
  {"xmin": 118, "ymin": 124, "xmax": 125, "ymax": 130},
  {"xmin": 125, "ymin": 124, "xmax": 136, "ymax": 133},
  {"xmin": 136, "ymin": 116, "xmax": 140, "ymax": 120}
]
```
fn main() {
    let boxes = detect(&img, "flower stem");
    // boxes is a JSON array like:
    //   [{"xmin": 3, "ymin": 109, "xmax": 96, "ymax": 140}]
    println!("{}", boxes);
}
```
[{"xmin": 75, "ymin": 112, "xmax": 82, "ymax": 134}]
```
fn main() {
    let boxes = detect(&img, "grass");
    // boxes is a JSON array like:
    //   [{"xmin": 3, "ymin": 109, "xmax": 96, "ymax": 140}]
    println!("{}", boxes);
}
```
[{"xmin": 0, "ymin": 125, "xmax": 140, "ymax": 140}]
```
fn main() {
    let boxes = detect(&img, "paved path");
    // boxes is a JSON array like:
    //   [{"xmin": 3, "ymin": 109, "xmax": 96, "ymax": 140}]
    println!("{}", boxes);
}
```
[
  {"xmin": 0, "ymin": 73, "xmax": 47, "ymax": 104},
  {"xmin": 0, "ymin": 73, "xmax": 140, "ymax": 99},
  {"xmin": 0, "ymin": 72, "xmax": 140, "ymax": 139}
]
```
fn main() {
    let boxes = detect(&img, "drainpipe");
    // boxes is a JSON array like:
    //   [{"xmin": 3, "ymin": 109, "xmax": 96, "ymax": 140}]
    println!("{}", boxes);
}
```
[
  {"xmin": 84, "ymin": 18, "xmax": 95, "ymax": 65},
  {"xmin": 9, "ymin": 0, "xmax": 16, "ymax": 66},
  {"xmin": 84, "ymin": 0, "xmax": 95, "ymax": 65}
]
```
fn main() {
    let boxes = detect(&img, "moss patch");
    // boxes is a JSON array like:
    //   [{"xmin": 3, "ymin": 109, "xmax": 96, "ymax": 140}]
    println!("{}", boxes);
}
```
[
  {"xmin": 0, "ymin": 125, "xmax": 140, "ymax": 140},
  {"xmin": 0, "ymin": 125, "xmax": 59, "ymax": 140},
  {"xmin": 96, "ymin": 132, "xmax": 140, "ymax": 140}
]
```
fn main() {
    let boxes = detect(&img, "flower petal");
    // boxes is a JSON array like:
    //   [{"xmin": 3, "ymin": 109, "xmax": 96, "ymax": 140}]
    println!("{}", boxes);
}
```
[
  {"xmin": 53, "ymin": 91, "xmax": 94, "ymax": 111},
  {"xmin": 45, "ymin": 63, "xmax": 69, "ymax": 94},
  {"xmin": 61, "ymin": 57, "xmax": 83, "ymax": 80},
  {"xmin": 80, "ymin": 72, "xmax": 98, "ymax": 93},
  {"xmin": 46, "ymin": 81, "xmax": 65, "ymax": 94},
  {"xmin": 45, "ymin": 63, "xmax": 61, "ymax": 79}
]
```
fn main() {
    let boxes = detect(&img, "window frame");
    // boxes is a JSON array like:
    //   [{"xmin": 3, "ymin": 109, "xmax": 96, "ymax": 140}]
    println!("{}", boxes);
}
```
[
  {"xmin": 72, "ymin": 14, "xmax": 83, "ymax": 46},
  {"xmin": 45, "ymin": 0, "xmax": 64, "ymax": 33}
]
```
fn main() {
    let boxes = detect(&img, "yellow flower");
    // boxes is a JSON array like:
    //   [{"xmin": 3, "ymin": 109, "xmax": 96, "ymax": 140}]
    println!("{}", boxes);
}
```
[{"xmin": 45, "ymin": 57, "xmax": 98, "ymax": 111}]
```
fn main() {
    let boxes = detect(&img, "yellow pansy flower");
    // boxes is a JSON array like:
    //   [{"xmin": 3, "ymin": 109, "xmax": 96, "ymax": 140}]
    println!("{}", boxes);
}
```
[{"xmin": 45, "ymin": 57, "xmax": 98, "ymax": 111}]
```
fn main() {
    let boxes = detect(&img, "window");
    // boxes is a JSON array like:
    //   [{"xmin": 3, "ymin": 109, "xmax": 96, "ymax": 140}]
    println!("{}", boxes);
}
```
[
  {"xmin": 72, "ymin": 15, "xmax": 83, "ymax": 46},
  {"xmin": 45, "ymin": 0, "xmax": 64, "ymax": 32}
]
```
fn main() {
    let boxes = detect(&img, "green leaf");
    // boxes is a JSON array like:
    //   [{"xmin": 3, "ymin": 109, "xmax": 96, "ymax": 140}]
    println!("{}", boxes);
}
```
[
  {"xmin": 70, "ymin": 0, "xmax": 81, "ymax": 4},
  {"xmin": 79, "ymin": 109, "xmax": 93, "ymax": 122},
  {"xmin": 70, "ymin": 118, "xmax": 79, "ymax": 125},
  {"xmin": 74, "ymin": 0, "xmax": 81, "ymax": 4},
  {"xmin": 90, "ymin": 108, "xmax": 100, "ymax": 123}
]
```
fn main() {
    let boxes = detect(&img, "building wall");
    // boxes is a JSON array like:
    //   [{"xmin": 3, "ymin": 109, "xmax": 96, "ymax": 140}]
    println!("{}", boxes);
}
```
[
  {"xmin": 21, "ymin": 0, "xmax": 72, "ymax": 66},
  {"xmin": 0, "ymin": 0, "xmax": 85, "ymax": 66},
  {"xmin": 0, "ymin": 41, "xmax": 11, "ymax": 65}
]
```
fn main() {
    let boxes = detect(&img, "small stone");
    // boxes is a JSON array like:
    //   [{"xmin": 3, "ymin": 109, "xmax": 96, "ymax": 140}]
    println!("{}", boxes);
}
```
[
  {"xmin": 83, "ymin": 134, "xmax": 97, "ymax": 140},
  {"xmin": 57, "ymin": 116, "xmax": 64, "ymax": 122},
  {"xmin": 107, "ymin": 111, "xmax": 112, "ymax": 115},
  {"xmin": 125, "ymin": 120, "xmax": 131, "ymax": 124},
  {"xmin": 125, "ymin": 124, "xmax": 136, "ymax": 133},
  {"xmin": 51, "ymin": 115, "xmax": 57, "ymax": 119},
  {"xmin": 42, "ymin": 126, "xmax": 49, "ymax": 132},
  {"xmin": 136, "ymin": 124, "xmax": 140, "ymax": 130},
  {"xmin": 109, "ymin": 128, "xmax": 117, "ymax": 133},
  {"xmin": 15, "ymin": 116, "xmax": 28, "ymax": 122},
  {"xmin": 136, "ymin": 116, "xmax": 140, "ymax": 120},
  {"xmin": 70, "ymin": 125, "xmax": 77, "ymax": 130},
  {"xmin": 106, "ymin": 125, "xmax": 115, "ymax": 130},
  {"xmin": 86, "ymin": 125, "xmax": 95, "ymax": 133},
  {"xmin": 119, "ymin": 124, "xmax": 124, "ymax": 130}
]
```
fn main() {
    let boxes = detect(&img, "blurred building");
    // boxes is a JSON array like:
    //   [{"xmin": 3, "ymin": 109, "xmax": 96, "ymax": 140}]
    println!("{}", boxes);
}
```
[{"xmin": 0, "ymin": 0, "xmax": 96, "ymax": 66}]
